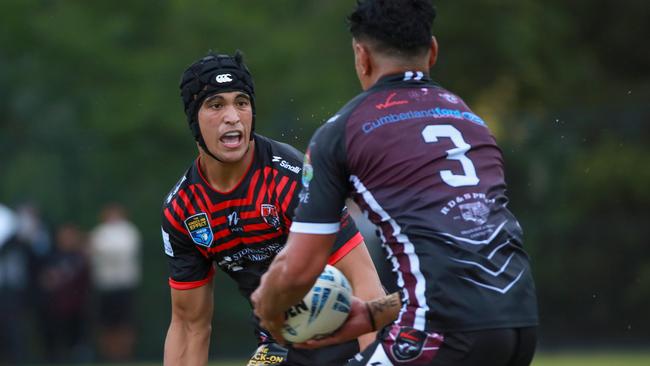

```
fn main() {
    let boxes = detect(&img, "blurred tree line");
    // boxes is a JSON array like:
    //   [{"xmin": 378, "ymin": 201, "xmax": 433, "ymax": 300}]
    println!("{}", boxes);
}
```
[{"xmin": 1, "ymin": 0, "xmax": 648, "ymax": 361}]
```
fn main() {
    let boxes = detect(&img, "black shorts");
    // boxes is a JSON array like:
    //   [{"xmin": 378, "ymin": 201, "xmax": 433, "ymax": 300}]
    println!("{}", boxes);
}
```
[
  {"xmin": 348, "ymin": 325, "xmax": 537, "ymax": 366},
  {"xmin": 98, "ymin": 288, "xmax": 136, "ymax": 326}
]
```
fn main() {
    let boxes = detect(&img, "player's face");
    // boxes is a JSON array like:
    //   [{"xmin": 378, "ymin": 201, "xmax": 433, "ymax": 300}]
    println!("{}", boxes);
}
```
[{"xmin": 197, "ymin": 91, "xmax": 253, "ymax": 163}]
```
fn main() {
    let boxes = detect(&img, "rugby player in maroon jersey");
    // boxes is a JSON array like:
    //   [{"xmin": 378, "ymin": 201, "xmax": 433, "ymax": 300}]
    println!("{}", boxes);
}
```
[{"xmin": 253, "ymin": 1, "xmax": 539, "ymax": 365}]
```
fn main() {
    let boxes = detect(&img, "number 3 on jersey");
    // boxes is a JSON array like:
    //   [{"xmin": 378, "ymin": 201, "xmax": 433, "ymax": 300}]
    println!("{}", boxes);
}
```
[{"xmin": 422, "ymin": 124, "xmax": 480, "ymax": 187}]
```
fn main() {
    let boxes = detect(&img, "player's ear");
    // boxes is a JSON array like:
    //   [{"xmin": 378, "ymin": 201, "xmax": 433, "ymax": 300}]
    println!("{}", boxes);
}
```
[
  {"xmin": 352, "ymin": 39, "xmax": 372, "ymax": 77},
  {"xmin": 428, "ymin": 36, "xmax": 439, "ymax": 68}
]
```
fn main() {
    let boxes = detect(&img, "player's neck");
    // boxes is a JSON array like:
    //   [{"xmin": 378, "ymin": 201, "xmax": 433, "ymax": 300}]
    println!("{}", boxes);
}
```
[
  {"xmin": 372, "ymin": 66, "xmax": 428, "ymax": 86},
  {"xmin": 364, "ymin": 58, "xmax": 430, "ymax": 90},
  {"xmin": 199, "ymin": 140, "xmax": 255, "ymax": 192}
]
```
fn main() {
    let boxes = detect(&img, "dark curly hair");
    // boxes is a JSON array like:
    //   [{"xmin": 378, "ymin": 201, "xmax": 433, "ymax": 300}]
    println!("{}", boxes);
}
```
[{"xmin": 347, "ymin": 0, "xmax": 436, "ymax": 57}]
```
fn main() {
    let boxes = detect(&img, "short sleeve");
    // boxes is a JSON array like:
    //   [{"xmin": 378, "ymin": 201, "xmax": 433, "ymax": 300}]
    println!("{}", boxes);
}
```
[
  {"xmin": 161, "ymin": 208, "xmax": 214, "ymax": 290},
  {"xmin": 291, "ymin": 119, "xmax": 350, "ymax": 234},
  {"xmin": 328, "ymin": 207, "xmax": 364, "ymax": 265}
]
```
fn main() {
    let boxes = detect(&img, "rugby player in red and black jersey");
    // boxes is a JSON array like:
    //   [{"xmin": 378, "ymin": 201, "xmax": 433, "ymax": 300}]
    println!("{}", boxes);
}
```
[
  {"xmin": 161, "ymin": 52, "xmax": 385, "ymax": 366},
  {"xmin": 253, "ymin": 1, "xmax": 539, "ymax": 365}
]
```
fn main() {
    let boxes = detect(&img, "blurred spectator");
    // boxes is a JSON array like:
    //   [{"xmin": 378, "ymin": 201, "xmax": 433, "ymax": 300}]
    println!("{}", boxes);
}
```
[
  {"xmin": 89, "ymin": 203, "xmax": 142, "ymax": 362},
  {"xmin": 14, "ymin": 203, "xmax": 54, "ymax": 363},
  {"xmin": 15, "ymin": 203, "xmax": 52, "ymax": 258},
  {"xmin": 0, "ymin": 203, "xmax": 28, "ymax": 365},
  {"xmin": 38, "ymin": 223, "xmax": 91, "ymax": 363}
]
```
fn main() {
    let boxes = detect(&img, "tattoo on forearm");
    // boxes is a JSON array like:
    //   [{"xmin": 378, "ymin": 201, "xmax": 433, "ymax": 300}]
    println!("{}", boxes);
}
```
[{"xmin": 369, "ymin": 292, "xmax": 401, "ymax": 318}]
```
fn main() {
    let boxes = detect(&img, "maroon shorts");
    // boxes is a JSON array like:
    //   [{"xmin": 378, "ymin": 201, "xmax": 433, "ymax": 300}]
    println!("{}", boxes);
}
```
[{"xmin": 348, "ymin": 324, "xmax": 537, "ymax": 366}]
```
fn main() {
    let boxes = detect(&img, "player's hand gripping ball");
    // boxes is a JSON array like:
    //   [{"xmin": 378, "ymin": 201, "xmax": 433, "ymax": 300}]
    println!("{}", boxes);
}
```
[{"xmin": 281, "ymin": 265, "xmax": 352, "ymax": 343}]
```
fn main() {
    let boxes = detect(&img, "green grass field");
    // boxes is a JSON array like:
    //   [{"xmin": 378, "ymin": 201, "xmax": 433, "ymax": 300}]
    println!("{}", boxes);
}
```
[
  {"xmin": 531, "ymin": 352, "xmax": 650, "ymax": 366},
  {"xmin": 62, "ymin": 352, "xmax": 650, "ymax": 366}
]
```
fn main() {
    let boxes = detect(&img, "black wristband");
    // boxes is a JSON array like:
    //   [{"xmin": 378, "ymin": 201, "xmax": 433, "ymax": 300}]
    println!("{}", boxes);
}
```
[{"xmin": 365, "ymin": 302, "xmax": 377, "ymax": 332}]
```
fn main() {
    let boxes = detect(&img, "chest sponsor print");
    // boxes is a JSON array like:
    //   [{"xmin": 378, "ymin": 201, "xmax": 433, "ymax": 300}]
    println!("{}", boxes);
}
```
[{"xmin": 228, "ymin": 211, "xmax": 244, "ymax": 233}]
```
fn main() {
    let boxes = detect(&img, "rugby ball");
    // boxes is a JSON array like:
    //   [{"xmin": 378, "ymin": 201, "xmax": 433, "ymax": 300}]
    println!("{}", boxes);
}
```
[{"xmin": 281, "ymin": 264, "xmax": 352, "ymax": 343}]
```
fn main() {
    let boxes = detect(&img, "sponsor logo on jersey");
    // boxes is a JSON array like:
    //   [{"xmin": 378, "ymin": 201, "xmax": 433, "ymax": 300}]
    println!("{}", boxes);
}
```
[
  {"xmin": 166, "ymin": 175, "xmax": 187, "ymax": 204},
  {"xmin": 215, "ymin": 73, "xmax": 232, "ymax": 83},
  {"xmin": 439, "ymin": 92, "xmax": 460, "ymax": 104},
  {"xmin": 403, "ymin": 71, "xmax": 424, "ymax": 81},
  {"xmin": 217, "ymin": 243, "xmax": 282, "ymax": 272},
  {"xmin": 272, "ymin": 155, "xmax": 301, "ymax": 174},
  {"xmin": 248, "ymin": 343, "xmax": 287, "ymax": 365},
  {"xmin": 440, "ymin": 192, "xmax": 494, "ymax": 216},
  {"xmin": 227, "ymin": 211, "xmax": 243, "ymax": 233},
  {"xmin": 184, "ymin": 213, "xmax": 213, "ymax": 247},
  {"xmin": 279, "ymin": 159, "xmax": 301, "ymax": 174},
  {"xmin": 260, "ymin": 204, "xmax": 281, "ymax": 230},
  {"xmin": 217, "ymin": 255, "xmax": 244, "ymax": 272},
  {"xmin": 162, "ymin": 227, "xmax": 174, "ymax": 257},
  {"xmin": 301, "ymin": 151, "xmax": 313, "ymax": 188},
  {"xmin": 300, "ymin": 151, "xmax": 313, "ymax": 203},
  {"xmin": 376, "ymin": 92, "xmax": 409, "ymax": 110},
  {"xmin": 362, "ymin": 108, "xmax": 485, "ymax": 134},
  {"xmin": 391, "ymin": 327, "xmax": 427, "ymax": 362},
  {"xmin": 459, "ymin": 201, "xmax": 490, "ymax": 225},
  {"xmin": 299, "ymin": 190, "xmax": 310, "ymax": 204}
]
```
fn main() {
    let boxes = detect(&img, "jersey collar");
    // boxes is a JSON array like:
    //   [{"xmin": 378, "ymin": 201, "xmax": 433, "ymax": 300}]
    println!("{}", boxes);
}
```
[{"xmin": 371, "ymin": 71, "xmax": 434, "ymax": 90}]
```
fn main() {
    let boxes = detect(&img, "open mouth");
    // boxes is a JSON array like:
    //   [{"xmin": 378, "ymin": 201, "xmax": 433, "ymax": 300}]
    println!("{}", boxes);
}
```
[{"xmin": 220, "ymin": 131, "xmax": 243, "ymax": 148}]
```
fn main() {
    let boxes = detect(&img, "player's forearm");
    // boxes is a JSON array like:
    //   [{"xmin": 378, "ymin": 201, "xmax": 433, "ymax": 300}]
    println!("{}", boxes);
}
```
[
  {"xmin": 337, "ymin": 246, "xmax": 386, "ymax": 350},
  {"xmin": 163, "ymin": 319, "xmax": 212, "ymax": 366},
  {"xmin": 355, "ymin": 277, "xmax": 385, "ymax": 350},
  {"xmin": 366, "ymin": 292, "xmax": 402, "ymax": 330}
]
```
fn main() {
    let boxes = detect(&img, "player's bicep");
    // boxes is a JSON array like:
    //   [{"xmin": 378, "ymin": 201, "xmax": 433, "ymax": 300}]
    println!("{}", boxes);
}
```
[{"xmin": 333, "ymin": 243, "xmax": 384, "ymax": 299}]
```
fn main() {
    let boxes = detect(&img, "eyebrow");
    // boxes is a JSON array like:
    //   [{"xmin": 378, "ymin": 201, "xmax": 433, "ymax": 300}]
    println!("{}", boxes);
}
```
[{"xmin": 204, "ymin": 92, "xmax": 250, "ymax": 104}]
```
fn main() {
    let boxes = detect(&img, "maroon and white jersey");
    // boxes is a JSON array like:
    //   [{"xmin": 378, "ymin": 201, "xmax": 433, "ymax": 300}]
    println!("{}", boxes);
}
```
[
  {"xmin": 293, "ymin": 72, "xmax": 538, "ymax": 332},
  {"xmin": 161, "ymin": 134, "xmax": 363, "ymax": 299}
]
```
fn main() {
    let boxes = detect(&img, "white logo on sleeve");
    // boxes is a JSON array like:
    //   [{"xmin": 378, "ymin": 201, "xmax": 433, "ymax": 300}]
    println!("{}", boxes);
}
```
[
  {"xmin": 215, "ymin": 73, "xmax": 233, "ymax": 83},
  {"xmin": 166, "ymin": 175, "xmax": 187, "ymax": 204},
  {"xmin": 162, "ymin": 227, "xmax": 174, "ymax": 257},
  {"xmin": 272, "ymin": 155, "xmax": 301, "ymax": 174},
  {"xmin": 279, "ymin": 160, "xmax": 301, "ymax": 174}
]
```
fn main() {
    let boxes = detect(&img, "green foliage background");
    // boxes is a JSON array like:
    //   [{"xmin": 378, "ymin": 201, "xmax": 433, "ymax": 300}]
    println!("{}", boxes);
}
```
[{"xmin": 1, "ymin": 0, "xmax": 649, "ymax": 361}]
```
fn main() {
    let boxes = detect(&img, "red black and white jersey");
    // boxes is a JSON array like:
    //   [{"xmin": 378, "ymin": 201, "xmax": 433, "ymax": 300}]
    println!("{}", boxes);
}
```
[
  {"xmin": 293, "ymin": 72, "xmax": 538, "ymax": 333},
  {"xmin": 161, "ymin": 134, "xmax": 363, "ymax": 299}
]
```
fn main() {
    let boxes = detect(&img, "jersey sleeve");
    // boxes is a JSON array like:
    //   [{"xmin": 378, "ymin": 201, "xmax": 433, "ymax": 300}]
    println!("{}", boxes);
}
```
[
  {"xmin": 161, "ymin": 208, "xmax": 214, "ymax": 290},
  {"xmin": 328, "ymin": 207, "xmax": 364, "ymax": 265},
  {"xmin": 292, "ymin": 118, "xmax": 350, "ymax": 234}
]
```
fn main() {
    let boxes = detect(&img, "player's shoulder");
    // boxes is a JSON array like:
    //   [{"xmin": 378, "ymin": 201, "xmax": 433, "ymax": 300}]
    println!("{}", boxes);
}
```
[
  {"xmin": 255, "ymin": 134, "xmax": 304, "ymax": 176},
  {"xmin": 325, "ymin": 89, "xmax": 375, "ymax": 128},
  {"xmin": 305, "ymin": 93, "xmax": 373, "ymax": 150},
  {"xmin": 162, "ymin": 161, "xmax": 197, "ymax": 211}
]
